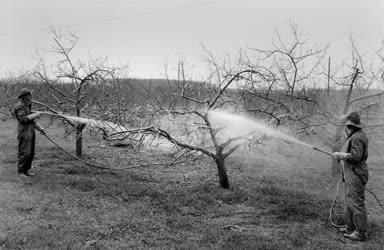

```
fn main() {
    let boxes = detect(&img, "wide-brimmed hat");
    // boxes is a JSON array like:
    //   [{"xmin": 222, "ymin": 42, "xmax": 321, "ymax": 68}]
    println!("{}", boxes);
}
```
[
  {"xmin": 18, "ymin": 88, "xmax": 32, "ymax": 99},
  {"xmin": 345, "ymin": 111, "xmax": 362, "ymax": 129}
]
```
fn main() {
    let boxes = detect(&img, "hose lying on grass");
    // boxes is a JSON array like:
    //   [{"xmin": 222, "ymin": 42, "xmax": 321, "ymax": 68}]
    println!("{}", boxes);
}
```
[{"xmin": 41, "ymin": 132, "xmax": 110, "ymax": 170}]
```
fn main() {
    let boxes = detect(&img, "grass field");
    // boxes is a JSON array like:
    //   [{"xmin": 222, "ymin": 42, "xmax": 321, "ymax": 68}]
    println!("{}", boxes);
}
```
[{"xmin": 0, "ymin": 117, "xmax": 383, "ymax": 249}]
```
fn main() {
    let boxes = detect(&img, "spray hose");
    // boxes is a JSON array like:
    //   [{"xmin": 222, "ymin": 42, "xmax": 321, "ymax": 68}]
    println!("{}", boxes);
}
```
[
  {"xmin": 41, "ymin": 132, "xmax": 109, "ymax": 170},
  {"xmin": 329, "ymin": 165, "xmax": 346, "ymax": 229},
  {"xmin": 310, "ymin": 146, "xmax": 348, "ymax": 228}
]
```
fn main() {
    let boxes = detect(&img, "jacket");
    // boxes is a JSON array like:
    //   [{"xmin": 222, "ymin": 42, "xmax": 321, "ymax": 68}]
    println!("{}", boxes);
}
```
[
  {"xmin": 13, "ymin": 101, "xmax": 36, "ymax": 140},
  {"xmin": 345, "ymin": 129, "xmax": 369, "ymax": 184}
]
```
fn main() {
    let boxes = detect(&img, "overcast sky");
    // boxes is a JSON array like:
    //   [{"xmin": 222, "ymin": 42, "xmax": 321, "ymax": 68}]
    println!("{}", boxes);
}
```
[{"xmin": 1, "ymin": 0, "xmax": 383, "ymax": 79}]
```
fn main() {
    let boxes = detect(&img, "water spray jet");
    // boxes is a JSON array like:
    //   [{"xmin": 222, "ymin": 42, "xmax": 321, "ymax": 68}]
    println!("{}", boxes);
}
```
[{"xmin": 209, "ymin": 110, "xmax": 334, "ymax": 157}]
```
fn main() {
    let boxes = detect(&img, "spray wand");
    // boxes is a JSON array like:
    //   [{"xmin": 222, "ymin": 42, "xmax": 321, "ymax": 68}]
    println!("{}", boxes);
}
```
[
  {"xmin": 312, "ymin": 146, "xmax": 343, "ymax": 181},
  {"xmin": 312, "ymin": 146, "xmax": 333, "ymax": 156}
]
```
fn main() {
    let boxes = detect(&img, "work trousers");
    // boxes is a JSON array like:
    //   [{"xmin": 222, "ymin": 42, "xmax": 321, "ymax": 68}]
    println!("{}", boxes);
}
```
[
  {"xmin": 344, "ymin": 166, "xmax": 368, "ymax": 233},
  {"xmin": 17, "ymin": 132, "xmax": 35, "ymax": 174}
]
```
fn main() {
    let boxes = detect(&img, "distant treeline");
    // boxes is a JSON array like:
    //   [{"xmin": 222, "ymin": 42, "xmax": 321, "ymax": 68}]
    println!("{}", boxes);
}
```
[
  {"xmin": 0, "ymin": 78, "xmax": 217, "ymax": 123},
  {"xmin": 1, "ymin": 77, "xmax": 382, "ymax": 125}
]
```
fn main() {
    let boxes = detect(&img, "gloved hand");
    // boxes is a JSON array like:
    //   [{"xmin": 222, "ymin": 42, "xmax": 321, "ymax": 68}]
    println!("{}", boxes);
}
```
[
  {"xmin": 332, "ymin": 152, "xmax": 340, "ymax": 160},
  {"xmin": 332, "ymin": 152, "xmax": 349, "ymax": 161}
]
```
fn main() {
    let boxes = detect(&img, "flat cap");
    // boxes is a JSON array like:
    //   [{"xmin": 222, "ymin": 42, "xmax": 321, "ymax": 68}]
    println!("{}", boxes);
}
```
[{"xmin": 18, "ymin": 88, "xmax": 32, "ymax": 99}]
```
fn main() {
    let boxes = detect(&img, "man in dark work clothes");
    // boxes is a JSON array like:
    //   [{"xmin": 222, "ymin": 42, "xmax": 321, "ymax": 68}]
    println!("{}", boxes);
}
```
[
  {"xmin": 12, "ymin": 88, "xmax": 45, "ymax": 176},
  {"xmin": 332, "ymin": 112, "xmax": 369, "ymax": 242}
]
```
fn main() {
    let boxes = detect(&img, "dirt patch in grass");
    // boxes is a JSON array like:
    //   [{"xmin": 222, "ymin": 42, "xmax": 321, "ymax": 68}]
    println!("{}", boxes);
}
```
[
  {"xmin": 2, "ymin": 158, "xmax": 17, "ymax": 164},
  {"xmin": 63, "ymin": 165, "xmax": 93, "ymax": 175},
  {"xmin": 66, "ymin": 178, "xmax": 96, "ymax": 192}
]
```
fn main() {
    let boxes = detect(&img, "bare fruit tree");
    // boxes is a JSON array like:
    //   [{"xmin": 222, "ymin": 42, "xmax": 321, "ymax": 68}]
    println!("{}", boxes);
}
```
[
  {"xmin": 168, "ymin": 68, "xmax": 262, "ymax": 188},
  {"xmin": 239, "ymin": 23, "xmax": 326, "ymax": 131},
  {"xmin": 34, "ymin": 28, "xmax": 121, "ymax": 157},
  {"xmin": 238, "ymin": 24, "xmax": 384, "ymax": 176},
  {"xmin": 316, "ymin": 38, "xmax": 384, "ymax": 175},
  {"xmin": 110, "ymin": 58, "xmax": 265, "ymax": 189}
]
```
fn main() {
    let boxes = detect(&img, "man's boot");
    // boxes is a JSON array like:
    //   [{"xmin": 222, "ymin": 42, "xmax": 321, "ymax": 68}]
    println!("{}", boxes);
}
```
[
  {"xmin": 24, "ymin": 171, "xmax": 35, "ymax": 176},
  {"xmin": 344, "ymin": 231, "xmax": 366, "ymax": 242},
  {"xmin": 338, "ymin": 226, "xmax": 353, "ymax": 234}
]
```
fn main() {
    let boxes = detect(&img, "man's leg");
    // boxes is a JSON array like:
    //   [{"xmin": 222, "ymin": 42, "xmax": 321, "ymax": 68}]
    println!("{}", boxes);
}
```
[
  {"xmin": 344, "ymin": 174, "xmax": 367, "ymax": 241},
  {"xmin": 17, "ymin": 136, "xmax": 33, "ymax": 175},
  {"xmin": 344, "ymin": 207, "xmax": 355, "ymax": 232},
  {"xmin": 25, "ymin": 133, "xmax": 35, "ymax": 174},
  {"xmin": 351, "ymin": 177, "xmax": 368, "ymax": 234},
  {"xmin": 344, "ymin": 183, "xmax": 356, "ymax": 233}
]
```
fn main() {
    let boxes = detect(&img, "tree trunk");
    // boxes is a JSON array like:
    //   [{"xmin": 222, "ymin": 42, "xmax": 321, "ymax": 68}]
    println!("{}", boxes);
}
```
[
  {"xmin": 75, "ymin": 107, "xmax": 83, "ymax": 158},
  {"xmin": 215, "ymin": 157, "xmax": 229, "ymax": 189},
  {"xmin": 76, "ymin": 126, "xmax": 82, "ymax": 157},
  {"xmin": 329, "ymin": 68, "xmax": 359, "ymax": 177}
]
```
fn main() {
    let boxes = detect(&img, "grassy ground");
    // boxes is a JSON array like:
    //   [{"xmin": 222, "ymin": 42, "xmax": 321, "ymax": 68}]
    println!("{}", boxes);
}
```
[{"xmin": 0, "ymin": 117, "xmax": 383, "ymax": 249}]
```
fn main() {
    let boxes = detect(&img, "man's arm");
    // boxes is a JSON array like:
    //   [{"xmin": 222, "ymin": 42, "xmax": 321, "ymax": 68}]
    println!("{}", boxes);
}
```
[
  {"xmin": 345, "ymin": 138, "xmax": 365, "ymax": 164},
  {"xmin": 13, "ymin": 106, "xmax": 34, "ymax": 124},
  {"xmin": 27, "ymin": 111, "xmax": 42, "ymax": 120},
  {"xmin": 33, "ymin": 120, "xmax": 46, "ymax": 135}
]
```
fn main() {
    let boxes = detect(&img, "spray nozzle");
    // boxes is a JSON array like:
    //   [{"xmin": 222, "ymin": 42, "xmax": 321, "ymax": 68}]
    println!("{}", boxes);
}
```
[{"xmin": 312, "ymin": 146, "xmax": 333, "ymax": 156}]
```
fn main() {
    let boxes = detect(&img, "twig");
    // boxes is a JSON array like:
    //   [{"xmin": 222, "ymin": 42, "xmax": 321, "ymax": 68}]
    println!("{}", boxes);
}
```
[{"xmin": 366, "ymin": 187, "xmax": 384, "ymax": 210}]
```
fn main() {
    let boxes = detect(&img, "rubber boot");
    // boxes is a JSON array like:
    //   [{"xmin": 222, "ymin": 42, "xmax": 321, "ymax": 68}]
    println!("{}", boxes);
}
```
[
  {"xmin": 344, "ymin": 231, "xmax": 366, "ymax": 242},
  {"xmin": 338, "ymin": 226, "xmax": 353, "ymax": 234}
]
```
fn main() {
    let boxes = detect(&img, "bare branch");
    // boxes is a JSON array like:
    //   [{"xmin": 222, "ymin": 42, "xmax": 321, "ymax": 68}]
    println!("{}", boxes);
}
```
[
  {"xmin": 209, "ymin": 69, "xmax": 263, "ymax": 109},
  {"xmin": 36, "ymin": 72, "xmax": 76, "ymax": 103},
  {"xmin": 349, "ymin": 91, "xmax": 384, "ymax": 105}
]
